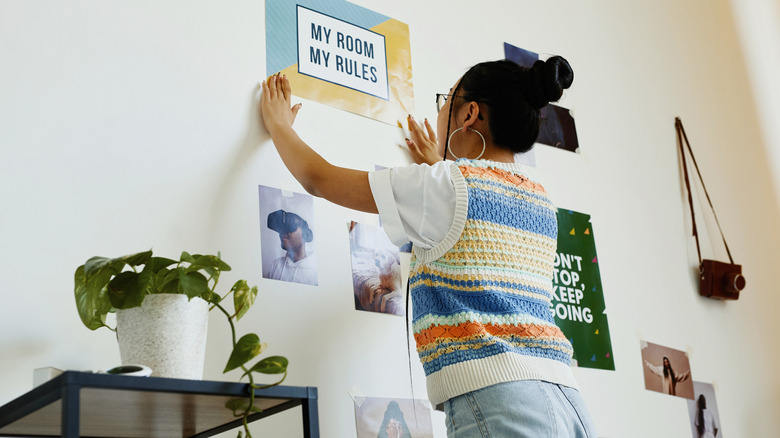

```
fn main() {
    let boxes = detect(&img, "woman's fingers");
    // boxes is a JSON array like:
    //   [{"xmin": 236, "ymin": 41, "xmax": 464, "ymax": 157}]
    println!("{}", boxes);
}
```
[
  {"xmin": 405, "ymin": 138, "xmax": 418, "ymax": 153},
  {"xmin": 260, "ymin": 77, "xmax": 268, "ymax": 95},
  {"xmin": 264, "ymin": 73, "xmax": 288, "ymax": 101},
  {"xmin": 271, "ymin": 73, "xmax": 281, "ymax": 99},
  {"xmin": 424, "ymin": 118, "xmax": 437, "ymax": 142},
  {"xmin": 281, "ymin": 74, "xmax": 291, "ymax": 101},
  {"xmin": 291, "ymin": 103, "xmax": 302, "ymax": 123},
  {"xmin": 407, "ymin": 115, "xmax": 427, "ymax": 142},
  {"xmin": 260, "ymin": 73, "xmax": 302, "ymax": 131},
  {"xmin": 406, "ymin": 114, "xmax": 419, "ymax": 135},
  {"xmin": 405, "ymin": 138, "xmax": 424, "ymax": 164},
  {"xmin": 403, "ymin": 114, "xmax": 442, "ymax": 164}
]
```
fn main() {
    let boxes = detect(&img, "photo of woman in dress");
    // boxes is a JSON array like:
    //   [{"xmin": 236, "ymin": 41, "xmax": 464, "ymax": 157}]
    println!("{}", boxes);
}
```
[
  {"xmin": 644, "ymin": 356, "xmax": 690, "ymax": 396},
  {"xmin": 640, "ymin": 340, "xmax": 695, "ymax": 399}
]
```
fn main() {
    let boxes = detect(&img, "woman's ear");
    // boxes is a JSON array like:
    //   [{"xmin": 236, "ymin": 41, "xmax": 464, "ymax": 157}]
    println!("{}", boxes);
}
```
[{"xmin": 460, "ymin": 101, "xmax": 482, "ymax": 129}]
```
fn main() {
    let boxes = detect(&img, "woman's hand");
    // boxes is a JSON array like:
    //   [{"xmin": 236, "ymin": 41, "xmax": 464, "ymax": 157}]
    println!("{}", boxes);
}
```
[
  {"xmin": 405, "ymin": 115, "xmax": 441, "ymax": 165},
  {"xmin": 256, "ymin": 73, "xmax": 378, "ymax": 214},
  {"xmin": 260, "ymin": 73, "xmax": 302, "ymax": 135}
]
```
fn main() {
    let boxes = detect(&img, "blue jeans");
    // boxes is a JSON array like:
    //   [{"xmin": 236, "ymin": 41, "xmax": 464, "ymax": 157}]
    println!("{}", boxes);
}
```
[{"xmin": 443, "ymin": 380, "xmax": 597, "ymax": 438}]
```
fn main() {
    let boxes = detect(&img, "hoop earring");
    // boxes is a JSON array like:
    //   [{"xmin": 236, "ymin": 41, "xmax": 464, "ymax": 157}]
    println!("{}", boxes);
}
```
[{"xmin": 447, "ymin": 127, "xmax": 486, "ymax": 160}]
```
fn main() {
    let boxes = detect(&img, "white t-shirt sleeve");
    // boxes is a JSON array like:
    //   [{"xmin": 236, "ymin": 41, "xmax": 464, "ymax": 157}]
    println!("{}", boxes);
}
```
[{"xmin": 368, "ymin": 161, "xmax": 468, "ymax": 259}]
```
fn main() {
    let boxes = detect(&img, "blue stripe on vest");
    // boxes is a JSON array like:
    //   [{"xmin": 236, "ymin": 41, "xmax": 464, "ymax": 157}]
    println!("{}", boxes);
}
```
[
  {"xmin": 464, "ymin": 175, "xmax": 550, "ymax": 204},
  {"xmin": 410, "ymin": 285, "xmax": 555, "ymax": 324},
  {"xmin": 466, "ymin": 187, "xmax": 557, "ymax": 238},
  {"xmin": 410, "ymin": 271, "xmax": 553, "ymax": 301}
]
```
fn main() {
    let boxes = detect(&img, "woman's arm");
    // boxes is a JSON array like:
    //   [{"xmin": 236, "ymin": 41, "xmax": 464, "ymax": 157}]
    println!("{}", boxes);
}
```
[
  {"xmin": 676, "ymin": 369, "xmax": 691, "ymax": 383},
  {"xmin": 644, "ymin": 360, "xmax": 662, "ymax": 377},
  {"xmin": 260, "ymin": 74, "xmax": 378, "ymax": 214}
]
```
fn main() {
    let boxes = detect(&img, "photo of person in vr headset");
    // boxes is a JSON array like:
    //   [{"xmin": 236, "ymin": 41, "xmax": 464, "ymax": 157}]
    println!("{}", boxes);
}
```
[{"xmin": 265, "ymin": 208, "xmax": 317, "ymax": 285}]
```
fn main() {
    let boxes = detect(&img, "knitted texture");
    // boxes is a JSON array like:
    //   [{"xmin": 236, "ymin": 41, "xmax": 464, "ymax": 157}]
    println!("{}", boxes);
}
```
[{"xmin": 410, "ymin": 159, "xmax": 574, "ymax": 405}]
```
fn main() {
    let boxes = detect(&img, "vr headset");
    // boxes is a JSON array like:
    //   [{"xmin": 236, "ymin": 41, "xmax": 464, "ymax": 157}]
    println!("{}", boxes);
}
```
[{"xmin": 267, "ymin": 209, "xmax": 313, "ymax": 242}]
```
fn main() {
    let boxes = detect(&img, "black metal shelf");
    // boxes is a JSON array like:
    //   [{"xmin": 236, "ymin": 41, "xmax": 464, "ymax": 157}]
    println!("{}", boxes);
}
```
[{"xmin": 0, "ymin": 371, "xmax": 319, "ymax": 438}]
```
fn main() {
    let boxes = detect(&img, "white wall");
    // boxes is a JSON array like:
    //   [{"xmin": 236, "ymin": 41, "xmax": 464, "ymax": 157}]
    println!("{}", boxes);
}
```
[
  {"xmin": 729, "ymin": 0, "xmax": 780, "ymax": 206},
  {"xmin": 2, "ymin": 1, "xmax": 779, "ymax": 437}
]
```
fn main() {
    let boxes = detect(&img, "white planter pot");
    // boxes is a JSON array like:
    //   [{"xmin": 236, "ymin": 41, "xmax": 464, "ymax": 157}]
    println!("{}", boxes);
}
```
[{"xmin": 115, "ymin": 294, "xmax": 209, "ymax": 379}]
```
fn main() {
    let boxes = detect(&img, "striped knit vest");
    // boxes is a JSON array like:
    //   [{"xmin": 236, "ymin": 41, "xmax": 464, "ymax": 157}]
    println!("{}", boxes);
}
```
[{"xmin": 410, "ymin": 159, "xmax": 576, "ymax": 406}]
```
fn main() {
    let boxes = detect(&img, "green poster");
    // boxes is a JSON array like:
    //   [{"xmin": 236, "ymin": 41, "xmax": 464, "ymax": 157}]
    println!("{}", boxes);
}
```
[{"xmin": 553, "ymin": 209, "xmax": 615, "ymax": 370}]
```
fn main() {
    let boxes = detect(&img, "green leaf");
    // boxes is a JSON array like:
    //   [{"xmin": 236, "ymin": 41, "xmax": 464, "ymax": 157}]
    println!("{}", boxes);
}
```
[
  {"xmin": 201, "ymin": 290, "xmax": 223, "ymax": 305},
  {"xmin": 231, "ymin": 280, "xmax": 249, "ymax": 294},
  {"xmin": 83, "ymin": 250, "xmax": 152, "ymax": 278},
  {"xmin": 123, "ymin": 250, "xmax": 154, "ymax": 266},
  {"xmin": 82, "ymin": 256, "xmax": 111, "ymax": 277},
  {"xmin": 144, "ymin": 264, "xmax": 167, "ymax": 294},
  {"xmin": 145, "ymin": 257, "xmax": 178, "ymax": 274},
  {"xmin": 107, "ymin": 271, "xmax": 150, "ymax": 309},
  {"xmin": 186, "ymin": 254, "xmax": 231, "ymax": 273},
  {"xmin": 247, "ymin": 356, "xmax": 288, "ymax": 375},
  {"xmin": 225, "ymin": 398, "xmax": 263, "ymax": 416},
  {"xmin": 180, "ymin": 251, "xmax": 196, "ymax": 263},
  {"xmin": 223, "ymin": 334, "xmax": 265, "ymax": 373},
  {"xmin": 233, "ymin": 281, "xmax": 257, "ymax": 321},
  {"xmin": 74, "ymin": 266, "xmax": 110, "ymax": 330},
  {"xmin": 178, "ymin": 270, "xmax": 210, "ymax": 300},
  {"xmin": 81, "ymin": 257, "xmax": 124, "ymax": 294},
  {"xmin": 156, "ymin": 268, "xmax": 180, "ymax": 295}
]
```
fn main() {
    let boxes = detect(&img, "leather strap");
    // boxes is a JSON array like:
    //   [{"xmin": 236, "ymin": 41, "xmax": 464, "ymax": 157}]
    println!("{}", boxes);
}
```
[{"xmin": 675, "ymin": 117, "xmax": 734, "ymax": 264}]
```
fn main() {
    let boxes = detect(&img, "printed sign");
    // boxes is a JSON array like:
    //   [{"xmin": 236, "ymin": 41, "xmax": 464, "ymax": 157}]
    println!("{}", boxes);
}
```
[
  {"xmin": 267, "ymin": 0, "xmax": 413, "ymax": 125},
  {"xmin": 297, "ymin": 6, "xmax": 388, "ymax": 99},
  {"xmin": 553, "ymin": 209, "xmax": 615, "ymax": 370}
]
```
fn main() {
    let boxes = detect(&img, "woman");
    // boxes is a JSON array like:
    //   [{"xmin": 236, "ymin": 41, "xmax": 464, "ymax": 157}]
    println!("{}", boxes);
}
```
[
  {"xmin": 644, "ymin": 356, "xmax": 691, "ymax": 396},
  {"xmin": 377, "ymin": 401, "xmax": 412, "ymax": 438},
  {"xmin": 695, "ymin": 394, "xmax": 719, "ymax": 437},
  {"xmin": 261, "ymin": 56, "xmax": 596, "ymax": 437}
]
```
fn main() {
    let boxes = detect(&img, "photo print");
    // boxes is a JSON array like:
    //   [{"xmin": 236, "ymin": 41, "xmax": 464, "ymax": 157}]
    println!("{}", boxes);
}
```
[
  {"xmin": 504, "ymin": 42, "xmax": 579, "ymax": 153},
  {"xmin": 349, "ymin": 221, "xmax": 404, "ymax": 316},
  {"xmin": 259, "ymin": 185, "xmax": 318, "ymax": 286},
  {"xmin": 687, "ymin": 381, "xmax": 723, "ymax": 438},
  {"xmin": 640, "ymin": 340, "xmax": 695, "ymax": 399},
  {"xmin": 354, "ymin": 397, "xmax": 433, "ymax": 438}
]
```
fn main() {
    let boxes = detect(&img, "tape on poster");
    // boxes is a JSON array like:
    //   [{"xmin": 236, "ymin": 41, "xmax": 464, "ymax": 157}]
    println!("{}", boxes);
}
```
[{"xmin": 348, "ymin": 385, "xmax": 366, "ymax": 408}]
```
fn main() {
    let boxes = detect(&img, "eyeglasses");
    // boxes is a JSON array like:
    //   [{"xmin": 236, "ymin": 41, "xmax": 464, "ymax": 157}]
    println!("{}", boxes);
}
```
[
  {"xmin": 436, "ymin": 93, "xmax": 455, "ymax": 113},
  {"xmin": 436, "ymin": 93, "xmax": 482, "ymax": 112}
]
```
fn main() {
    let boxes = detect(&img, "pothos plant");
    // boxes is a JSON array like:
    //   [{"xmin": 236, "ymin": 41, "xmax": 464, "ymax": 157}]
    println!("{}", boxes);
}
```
[{"xmin": 74, "ymin": 249, "xmax": 287, "ymax": 438}]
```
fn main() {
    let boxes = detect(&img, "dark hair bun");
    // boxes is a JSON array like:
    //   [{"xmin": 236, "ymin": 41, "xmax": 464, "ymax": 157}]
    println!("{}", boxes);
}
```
[{"xmin": 522, "ymin": 56, "xmax": 574, "ymax": 109}]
